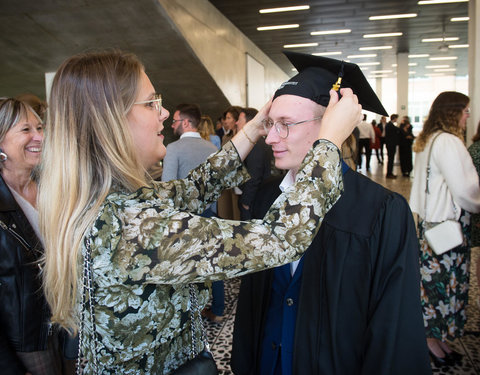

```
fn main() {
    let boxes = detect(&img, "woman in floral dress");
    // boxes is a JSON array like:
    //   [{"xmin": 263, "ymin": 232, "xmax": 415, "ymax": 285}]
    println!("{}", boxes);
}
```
[{"xmin": 410, "ymin": 92, "xmax": 480, "ymax": 368}]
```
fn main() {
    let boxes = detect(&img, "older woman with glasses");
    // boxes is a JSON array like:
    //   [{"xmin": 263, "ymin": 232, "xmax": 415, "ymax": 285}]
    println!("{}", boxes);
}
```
[{"xmin": 39, "ymin": 50, "xmax": 361, "ymax": 374}]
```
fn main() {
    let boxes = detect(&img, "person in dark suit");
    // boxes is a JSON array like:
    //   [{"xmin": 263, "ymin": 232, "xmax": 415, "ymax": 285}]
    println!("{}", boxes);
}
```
[
  {"xmin": 231, "ymin": 51, "xmax": 430, "ymax": 375},
  {"xmin": 235, "ymin": 107, "xmax": 272, "ymax": 220},
  {"xmin": 398, "ymin": 115, "xmax": 414, "ymax": 177},
  {"xmin": 385, "ymin": 113, "xmax": 400, "ymax": 178},
  {"xmin": 378, "ymin": 115, "xmax": 387, "ymax": 161}
]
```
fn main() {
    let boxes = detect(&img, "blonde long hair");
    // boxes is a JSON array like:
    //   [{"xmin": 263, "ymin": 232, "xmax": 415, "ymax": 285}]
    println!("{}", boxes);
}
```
[
  {"xmin": 413, "ymin": 91, "xmax": 469, "ymax": 152},
  {"xmin": 39, "ymin": 51, "xmax": 150, "ymax": 331}
]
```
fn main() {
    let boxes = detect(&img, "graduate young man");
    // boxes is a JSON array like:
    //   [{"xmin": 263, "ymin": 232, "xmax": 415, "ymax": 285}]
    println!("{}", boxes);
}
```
[{"xmin": 231, "ymin": 51, "xmax": 431, "ymax": 375}]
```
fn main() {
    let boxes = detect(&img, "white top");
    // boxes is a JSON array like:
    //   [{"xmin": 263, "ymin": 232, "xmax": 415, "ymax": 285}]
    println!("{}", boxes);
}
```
[
  {"xmin": 409, "ymin": 132, "xmax": 480, "ymax": 222},
  {"xmin": 357, "ymin": 121, "xmax": 375, "ymax": 141},
  {"xmin": 7, "ymin": 183, "xmax": 43, "ymax": 243}
]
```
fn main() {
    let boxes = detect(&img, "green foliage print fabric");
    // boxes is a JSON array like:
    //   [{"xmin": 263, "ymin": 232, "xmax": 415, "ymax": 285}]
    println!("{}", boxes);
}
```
[{"xmin": 79, "ymin": 140, "xmax": 343, "ymax": 374}]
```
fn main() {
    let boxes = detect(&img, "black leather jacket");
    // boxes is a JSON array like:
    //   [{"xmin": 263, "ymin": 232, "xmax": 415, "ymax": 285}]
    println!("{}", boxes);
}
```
[{"xmin": 0, "ymin": 175, "xmax": 51, "ymax": 373}]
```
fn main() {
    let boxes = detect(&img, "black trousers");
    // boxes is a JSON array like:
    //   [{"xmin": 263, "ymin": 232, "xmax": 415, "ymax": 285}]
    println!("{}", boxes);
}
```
[
  {"xmin": 386, "ymin": 145, "xmax": 396, "ymax": 175},
  {"xmin": 399, "ymin": 143, "xmax": 413, "ymax": 175}
]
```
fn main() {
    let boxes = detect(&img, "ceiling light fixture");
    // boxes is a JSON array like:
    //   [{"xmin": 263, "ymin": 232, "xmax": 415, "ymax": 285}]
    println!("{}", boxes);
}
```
[
  {"xmin": 357, "ymin": 62, "xmax": 381, "ymax": 66},
  {"xmin": 257, "ymin": 24, "xmax": 299, "ymax": 31},
  {"xmin": 371, "ymin": 70, "xmax": 393, "ymax": 73},
  {"xmin": 422, "ymin": 37, "xmax": 459, "ymax": 42},
  {"xmin": 409, "ymin": 71, "xmax": 416, "ymax": 74},
  {"xmin": 370, "ymin": 74, "xmax": 389, "ymax": 78},
  {"xmin": 425, "ymin": 74, "xmax": 445, "ymax": 78},
  {"xmin": 408, "ymin": 54, "xmax": 430, "ymax": 58},
  {"xmin": 392, "ymin": 64, "xmax": 398, "ymax": 67},
  {"xmin": 426, "ymin": 65, "xmax": 450, "ymax": 68},
  {"xmin": 259, "ymin": 5, "xmax": 310, "ymax": 13},
  {"xmin": 312, "ymin": 51, "xmax": 342, "ymax": 56},
  {"xmin": 347, "ymin": 54, "xmax": 377, "ymax": 58},
  {"xmin": 451, "ymin": 17, "xmax": 469, "ymax": 22},
  {"xmin": 359, "ymin": 45, "xmax": 393, "ymax": 51},
  {"xmin": 369, "ymin": 13, "xmax": 417, "ymax": 20},
  {"xmin": 449, "ymin": 44, "xmax": 469, "ymax": 48},
  {"xmin": 363, "ymin": 32, "xmax": 403, "ymax": 38},
  {"xmin": 419, "ymin": 0, "xmax": 468, "ymax": 4},
  {"xmin": 434, "ymin": 68, "xmax": 456, "ymax": 72},
  {"xmin": 283, "ymin": 42, "xmax": 318, "ymax": 48},
  {"xmin": 311, "ymin": 29, "xmax": 351, "ymax": 35},
  {"xmin": 429, "ymin": 56, "xmax": 458, "ymax": 60}
]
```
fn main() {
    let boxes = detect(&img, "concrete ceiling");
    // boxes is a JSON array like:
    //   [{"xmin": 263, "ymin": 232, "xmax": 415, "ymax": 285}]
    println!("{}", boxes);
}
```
[
  {"xmin": 0, "ymin": 0, "xmax": 470, "ymax": 125},
  {"xmin": 0, "ymin": 0, "xmax": 230, "ymax": 126},
  {"xmin": 210, "ymin": 0, "xmax": 470, "ymax": 79}
]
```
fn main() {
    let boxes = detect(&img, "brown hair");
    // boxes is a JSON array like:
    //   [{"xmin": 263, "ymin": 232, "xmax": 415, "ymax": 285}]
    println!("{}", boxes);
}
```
[
  {"xmin": 413, "ymin": 91, "xmax": 469, "ymax": 152},
  {"xmin": 16, "ymin": 93, "xmax": 48, "ymax": 121}
]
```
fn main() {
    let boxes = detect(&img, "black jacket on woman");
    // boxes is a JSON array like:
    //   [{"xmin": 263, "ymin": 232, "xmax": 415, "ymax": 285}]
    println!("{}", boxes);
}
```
[{"xmin": 0, "ymin": 175, "xmax": 51, "ymax": 374}]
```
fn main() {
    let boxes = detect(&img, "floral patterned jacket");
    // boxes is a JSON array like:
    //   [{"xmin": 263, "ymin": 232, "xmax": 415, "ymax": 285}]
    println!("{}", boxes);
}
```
[{"xmin": 80, "ymin": 140, "xmax": 342, "ymax": 374}]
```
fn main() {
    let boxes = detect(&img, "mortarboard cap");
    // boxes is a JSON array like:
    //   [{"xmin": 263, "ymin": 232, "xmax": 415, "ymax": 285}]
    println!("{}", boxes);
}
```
[{"xmin": 273, "ymin": 51, "xmax": 388, "ymax": 116}]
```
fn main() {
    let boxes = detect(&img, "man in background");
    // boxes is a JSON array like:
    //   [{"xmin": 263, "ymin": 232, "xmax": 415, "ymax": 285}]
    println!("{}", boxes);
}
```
[
  {"xmin": 357, "ymin": 113, "xmax": 375, "ymax": 171},
  {"xmin": 161, "ymin": 103, "xmax": 224, "ymax": 322},
  {"xmin": 385, "ymin": 113, "xmax": 400, "ymax": 179}
]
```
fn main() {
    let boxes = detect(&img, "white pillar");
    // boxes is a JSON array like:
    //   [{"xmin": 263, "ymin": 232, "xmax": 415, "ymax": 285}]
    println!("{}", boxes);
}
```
[
  {"xmin": 467, "ymin": 0, "xmax": 480, "ymax": 146},
  {"xmin": 376, "ymin": 78, "xmax": 383, "ymax": 119},
  {"xmin": 396, "ymin": 52, "xmax": 409, "ymax": 119},
  {"xmin": 45, "ymin": 72, "xmax": 55, "ymax": 103}
]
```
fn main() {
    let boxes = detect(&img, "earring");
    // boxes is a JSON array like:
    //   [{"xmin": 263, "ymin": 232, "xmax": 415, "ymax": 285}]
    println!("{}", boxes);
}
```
[{"xmin": 0, "ymin": 149, "xmax": 7, "ymax": 162}]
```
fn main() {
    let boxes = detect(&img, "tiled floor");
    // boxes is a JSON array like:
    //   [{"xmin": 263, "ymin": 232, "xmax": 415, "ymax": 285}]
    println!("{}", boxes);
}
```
[{"xmin": 205, "ymin": 155, "xmax": 480, "ymax": 375}]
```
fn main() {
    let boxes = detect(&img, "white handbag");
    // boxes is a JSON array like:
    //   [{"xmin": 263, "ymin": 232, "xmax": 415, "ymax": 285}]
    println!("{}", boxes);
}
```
[
  {"xmin": 423, "ymin": 133, "xmax": 464, "ymax": 255},
  {"xmin": 424, "ymin": 220, "xmax": 463, "ymax": 255}
]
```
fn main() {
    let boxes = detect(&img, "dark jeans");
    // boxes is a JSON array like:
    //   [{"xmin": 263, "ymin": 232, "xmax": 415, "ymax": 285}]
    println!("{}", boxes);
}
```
[
  {"xmin": 200, "ymin": 206, "xmax": 224, "ymax": 317},
  {"xmin": 358, "ymin": 138, "xmax": 372, "ymax": 169},
  {"xmin": 380, "ymin": 137, "xmax": 386, "ymax": 159},
  {"xmin": 211, "ymin": 280, "xmax": 225, "ymax": 316}
]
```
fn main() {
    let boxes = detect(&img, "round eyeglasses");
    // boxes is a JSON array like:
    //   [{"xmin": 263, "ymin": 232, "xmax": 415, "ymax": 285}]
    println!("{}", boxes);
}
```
[
  {"xmin": 263, "ymin": 116, "xmax": 323, "ymax": 139},
  {"xmin": 134, "ymin": 93, "xmax": 162, "ymax": 115}
]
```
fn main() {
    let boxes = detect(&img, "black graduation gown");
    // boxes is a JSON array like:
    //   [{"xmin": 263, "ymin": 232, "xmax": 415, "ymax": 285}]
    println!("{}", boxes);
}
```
[{"xmin": 231, "ymin": 168, "xmax": 431, "ymax": 375}]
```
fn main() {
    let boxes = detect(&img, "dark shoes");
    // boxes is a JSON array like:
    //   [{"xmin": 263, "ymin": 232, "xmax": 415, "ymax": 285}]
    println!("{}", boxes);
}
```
[
  {"xmin": 429, "ymin": 349, "xmax": 463, "ymax": 368},
  {"xmin": 201, "ymin": 308, "xmax": 223, "ymax": 323},
  {"xmin": 447, "ymin": 350, "xmax": 463, "ymax": 364},
  {"xmin": 386, "ymin": 174, "xmax": 397, "ymax": 179}
]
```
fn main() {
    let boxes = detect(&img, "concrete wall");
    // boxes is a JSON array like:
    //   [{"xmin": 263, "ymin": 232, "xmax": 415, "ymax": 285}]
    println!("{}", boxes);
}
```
[{"xmin": 158, "ymin": 0, "xmax": 288, "ymax": 107}]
